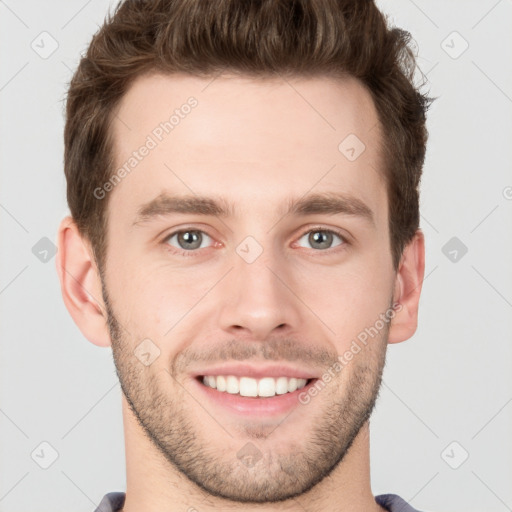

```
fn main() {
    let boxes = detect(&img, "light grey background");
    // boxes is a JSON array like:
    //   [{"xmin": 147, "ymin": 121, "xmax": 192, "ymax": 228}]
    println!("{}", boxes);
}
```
[{"xmin": 1, "ymin": 1, "xmax": 511, "ymax": 511}]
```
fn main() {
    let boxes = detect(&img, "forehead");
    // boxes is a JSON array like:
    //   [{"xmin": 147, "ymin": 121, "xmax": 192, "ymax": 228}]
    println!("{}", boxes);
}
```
[{"xmin": 108, "ymin": 72, "xmax": 386, "ymax": 225}]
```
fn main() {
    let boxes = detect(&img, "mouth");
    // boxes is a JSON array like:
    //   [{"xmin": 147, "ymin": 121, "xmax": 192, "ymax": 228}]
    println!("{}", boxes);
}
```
[
  {"xmin": 193, "ymin": 374, "xmax": 320, "ymax": 416},
  {"xmin": 197, "ymin": 375, "xmax": 317, "ymax": 398}
]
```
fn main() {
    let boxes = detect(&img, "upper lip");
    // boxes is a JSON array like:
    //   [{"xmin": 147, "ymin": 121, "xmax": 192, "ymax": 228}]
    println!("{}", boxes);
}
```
[{"xmin": 192, "ymin": 362, "xmax": 321, "ymax": 380}]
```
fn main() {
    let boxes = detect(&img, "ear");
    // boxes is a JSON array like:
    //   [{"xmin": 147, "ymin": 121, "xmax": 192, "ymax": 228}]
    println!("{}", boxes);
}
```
[
  {"xmin": 388, "ymin": 229, "xmax": 425, "ymax": 344},
  {"xmin": 55, "ymin": 216, "xmax": 112, "ymax": 347}
]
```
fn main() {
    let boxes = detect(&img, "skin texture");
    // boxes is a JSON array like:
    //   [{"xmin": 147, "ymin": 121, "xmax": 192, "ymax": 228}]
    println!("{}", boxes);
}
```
[{"xmin": 56, "ymin": 73, "xmax": 425, "ymax": 512}]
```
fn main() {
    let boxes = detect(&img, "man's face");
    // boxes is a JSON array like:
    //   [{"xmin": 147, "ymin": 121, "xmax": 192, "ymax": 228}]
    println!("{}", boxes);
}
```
[{"xmin": 101, "ymin": 73, "xmax": 395, "ymax": 502}]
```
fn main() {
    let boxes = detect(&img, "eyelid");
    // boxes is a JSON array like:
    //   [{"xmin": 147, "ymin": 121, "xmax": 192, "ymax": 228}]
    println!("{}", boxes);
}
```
[
  {"xmin": 293, "ymin": 225, "xmax": 349, "ymax": 249},
  {"xmin": 161, "ymin": 224, "xmax": 350, "ymax": 256},
  {"xmin": 161, "ymin": 226, "xmax": 218, "ymax": 255}
]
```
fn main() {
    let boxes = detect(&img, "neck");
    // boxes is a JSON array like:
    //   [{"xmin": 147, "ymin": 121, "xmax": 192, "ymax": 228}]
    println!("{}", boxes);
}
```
[{"xmin": 120, "ymin": 395, "xmax": 385, "ymax": 512}]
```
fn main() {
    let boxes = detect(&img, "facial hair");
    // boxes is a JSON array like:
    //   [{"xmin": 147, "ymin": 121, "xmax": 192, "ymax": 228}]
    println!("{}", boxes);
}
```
[{"xmin": 101, "ymin": 277, "xmax": 389, "ymax": 503}]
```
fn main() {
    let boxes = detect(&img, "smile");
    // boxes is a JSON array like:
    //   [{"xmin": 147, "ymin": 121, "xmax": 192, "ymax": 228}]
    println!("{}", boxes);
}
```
[{"xmin": 200, "ymin": 375, "xmax": 313, "ymax": 398}]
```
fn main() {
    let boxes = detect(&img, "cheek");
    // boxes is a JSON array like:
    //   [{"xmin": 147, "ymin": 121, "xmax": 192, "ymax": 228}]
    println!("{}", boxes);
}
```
[
  {"xmin": 103, "ymin": 264, "xmax": 165, "ymax": 348},
  {"xmin": 298, "ymin": 259, "xmax": 393, "ymax": 347},
  {"xmin": 118, "ymin": 268, "xmax": 213, "ymax": 350}
]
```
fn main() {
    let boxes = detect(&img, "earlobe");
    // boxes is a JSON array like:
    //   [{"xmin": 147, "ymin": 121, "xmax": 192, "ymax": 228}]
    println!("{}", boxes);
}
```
[
  {"xmin": 388, "ymin": 229, "xmax": 425, "ymax": 344},
  {"xmin": 55, "ymin": 216, "xmax": 112, "ymax": 348}
]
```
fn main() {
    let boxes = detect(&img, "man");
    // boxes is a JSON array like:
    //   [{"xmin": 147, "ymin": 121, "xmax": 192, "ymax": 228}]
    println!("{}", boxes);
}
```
[{"xmin": 56, "ymin": 0, "xmax": 431, "ymax": 510}]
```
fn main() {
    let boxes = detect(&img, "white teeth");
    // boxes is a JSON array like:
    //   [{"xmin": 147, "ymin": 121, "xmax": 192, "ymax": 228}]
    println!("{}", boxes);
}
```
[
  {"xmin": 287, "ymin": 378, "xmax": 298, "ymax": 393},
  {"xmin": 275, "ymin": 376, "xmax": 289, "ymax": 395},
  {"xmin": 202, "ymin": 375, "xmax": 309, "ymax": 397},
  {"xmin": 258, "ymin": 377, "xmax": 276, "ymax": 397},
  {"xmin": 216, "ymin": 375, "xmax": 227, "ymax": 392},
  {"xmin": 226, "ymin": 375, "xmax": 239, "ymax": 394},
  {"xmin": 240, "ymin": 377, "xmax": 258, "ymax": 397}
]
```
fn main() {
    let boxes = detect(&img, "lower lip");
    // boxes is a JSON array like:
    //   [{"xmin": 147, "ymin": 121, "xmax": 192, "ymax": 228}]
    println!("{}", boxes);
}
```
[{"xmin": 192, "ymin": 377, "xmax": 318, "ymax": 416}]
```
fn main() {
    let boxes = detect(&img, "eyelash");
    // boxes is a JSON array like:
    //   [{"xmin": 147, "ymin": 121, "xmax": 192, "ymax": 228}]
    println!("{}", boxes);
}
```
[{"xmin": 161, "ymin": 226, "xmax": 349, "ymax": 257}]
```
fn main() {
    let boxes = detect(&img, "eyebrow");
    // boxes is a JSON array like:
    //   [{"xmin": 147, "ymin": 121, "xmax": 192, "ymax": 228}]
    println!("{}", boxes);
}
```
[{"xmin": 132, "ymin": 191, "xmax": 375, "ymax": 227}]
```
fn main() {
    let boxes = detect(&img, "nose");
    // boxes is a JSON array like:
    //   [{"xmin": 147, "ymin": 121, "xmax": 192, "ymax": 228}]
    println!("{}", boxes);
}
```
[{"xmin": 216, "ymin": 248, "xmax": 302, "ymax": 341}]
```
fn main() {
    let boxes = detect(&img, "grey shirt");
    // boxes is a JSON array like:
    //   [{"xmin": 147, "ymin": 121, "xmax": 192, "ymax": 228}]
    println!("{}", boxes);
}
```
[{"xmin": 93, "ymin": 491, "xmax": 424, "ymax": 511}]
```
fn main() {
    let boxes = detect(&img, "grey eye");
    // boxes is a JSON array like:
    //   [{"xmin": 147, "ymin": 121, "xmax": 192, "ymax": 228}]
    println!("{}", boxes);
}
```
[
  {"xmin": 297, "ymin": 230, "xmax": 344, "ymax": 250},
  {"xmin": 166, "ymin": 230, "xmax": 212, "ymax": 251}
]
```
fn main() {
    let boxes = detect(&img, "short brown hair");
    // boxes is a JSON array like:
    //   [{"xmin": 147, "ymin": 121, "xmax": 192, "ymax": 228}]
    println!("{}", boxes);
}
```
[{"xmin": 64, "ymin": 0, "xmax": 432, "ymax": 273}]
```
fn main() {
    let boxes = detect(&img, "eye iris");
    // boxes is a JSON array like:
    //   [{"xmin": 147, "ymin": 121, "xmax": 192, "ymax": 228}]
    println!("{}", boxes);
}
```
[
  {"xmin": 309, "ymin": 230, "xmax": 333, "ymax": 250},
  {"xmin": 178, "ymin": 231, "xmax": 202, "ymax": 250}
]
